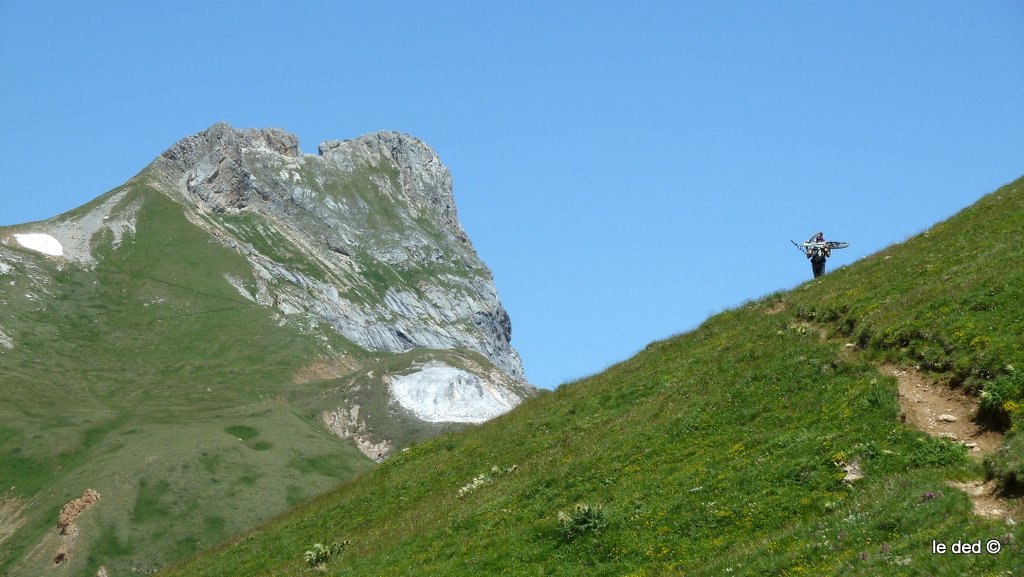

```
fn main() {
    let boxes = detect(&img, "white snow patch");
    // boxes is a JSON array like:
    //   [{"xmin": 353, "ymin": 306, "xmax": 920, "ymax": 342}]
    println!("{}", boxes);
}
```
[
  {"xmin": 13, "ymin": 234, "xmax": 63, "ymax": 256},
  {"xmin": 0, "ymin": 327, "xmax": 12, "ymax": 349},
  {"xmin": 0, "ymin": 261, "xmax": 10, "ymax": 275},
  {"xmin": 389, "ymin": 361, "xmax": 520, "ymax": 423}
]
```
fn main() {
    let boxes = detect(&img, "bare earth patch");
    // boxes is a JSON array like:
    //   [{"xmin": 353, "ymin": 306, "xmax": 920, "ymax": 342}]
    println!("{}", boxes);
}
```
[
  {"xmin": 292, "ymin": 356, "xmax": 358, "ymax": 384},
  {"xmin": 947, "ymin": 480, "xmax": 1012, "ymax": 520},
  {"xmin": 884, "ymin": 365, "xmax": 1002, "ymax": 455},
  {"xmin": 0, "ymin": 496, "xmax": 28, "ymax": 548},
  {"xmin": 883, "ymin": 365, "xmax": 1017, "ymax": 521},
  {"xmin": 322, "ymin": 403, "xmax": 393, "ymax": 462}
]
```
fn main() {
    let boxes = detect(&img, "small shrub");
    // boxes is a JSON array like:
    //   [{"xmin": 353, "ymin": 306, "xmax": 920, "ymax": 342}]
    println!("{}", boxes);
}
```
[
  {"xmin": 908, "ymin": 437, "xmax": 967, "ymax": 467},
  {"xmin": 862, "ymin": 380, "xmax": 897, "ymax": 412},
  {"xmin": 303, "ymin": 540, "xmax": 349, "ymax": 570},
  {"xmin": 979, "ymin": 370, "xmax": 1024, "ymax": 429},
  {"xmin": 984, "ymin": 431, "xmax": 1024, "ymax": 492},
  {"xmin": 557, "ymin": 503, "xmax": 608, "ymax": 542}
]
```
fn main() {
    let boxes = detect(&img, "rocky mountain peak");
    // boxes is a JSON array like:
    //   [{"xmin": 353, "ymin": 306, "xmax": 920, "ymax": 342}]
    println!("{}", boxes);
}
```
[
  {"xmin": 0, "ymin": 122, "xmax": 534, "ymax": 576},
  {"xmin": 146, "ymin": 122, "xmax": 524, "ymax": 380},
  {"xmin": 318, "ymin": 131, "xmax": 465, "ymax": 240},
  {"xmin": 154, "ymin": 123, "xmax": 466, "ymax": 242},
  {"xmin": 161, "ymin": 122, "xmax": 300, "ymax": 168}
]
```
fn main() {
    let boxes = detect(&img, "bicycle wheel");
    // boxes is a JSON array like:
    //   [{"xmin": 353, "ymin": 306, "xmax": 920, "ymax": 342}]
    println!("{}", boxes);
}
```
[{"xmin": 825, "ymin": 241, "xmax": 849, "ymax": 249}]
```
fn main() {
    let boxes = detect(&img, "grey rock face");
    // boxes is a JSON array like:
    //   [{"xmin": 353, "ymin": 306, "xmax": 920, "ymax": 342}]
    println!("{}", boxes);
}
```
[
  {"xmin": 317, "ymin": 133, "xmax": 466, "ymax": 242},
  {"xmin": 150, "ymin": 123, "xmax": 525, "ymax": 380}
]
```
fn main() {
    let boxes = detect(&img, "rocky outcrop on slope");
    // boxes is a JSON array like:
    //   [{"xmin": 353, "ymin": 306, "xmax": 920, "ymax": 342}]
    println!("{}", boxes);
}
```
[{"xmin": 149, "ymin": 123, "xmax": 525, "ymax": 381}]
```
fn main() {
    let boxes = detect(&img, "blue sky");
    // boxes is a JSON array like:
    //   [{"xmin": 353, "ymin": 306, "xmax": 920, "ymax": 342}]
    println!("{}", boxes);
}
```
[{"xmin": 2, "ymin": 2, "xmax": 1022, "ymax": 389}]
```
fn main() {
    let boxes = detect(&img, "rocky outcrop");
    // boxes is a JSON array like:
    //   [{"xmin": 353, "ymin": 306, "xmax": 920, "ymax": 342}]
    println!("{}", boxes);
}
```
[
  {"xmin": 149, "ymin": 123, "xmax": 526, "ymax": 380},
  {"xmin": 57, "ymin": 489, "xmax": 100, "ymax": 536},
  {"xmin": 317, "ymin": 132, "xmax": 466, "ymax": 241},
  {"xmin": 158, "ymin": 123, "xmax": 299, "ymax": 213},
  {"xmin": 322, "ymin": 405, "xmax": 394, "ymax": 462},
  {"xmin": 52, "ymin": 489, "xmax": 101, "ymax": 566}
]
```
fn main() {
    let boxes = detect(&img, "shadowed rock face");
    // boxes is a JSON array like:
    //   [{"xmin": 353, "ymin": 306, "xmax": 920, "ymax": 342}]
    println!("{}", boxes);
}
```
[{"xmin": 151, "ymin": 122, "xmax": 525, "ymax": 380}]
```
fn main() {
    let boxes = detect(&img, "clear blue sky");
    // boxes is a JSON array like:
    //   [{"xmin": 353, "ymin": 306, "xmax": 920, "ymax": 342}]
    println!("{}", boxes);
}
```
[{"xmin": 2, "ymin": 2, "xmax": 1022, "ymax": 389}]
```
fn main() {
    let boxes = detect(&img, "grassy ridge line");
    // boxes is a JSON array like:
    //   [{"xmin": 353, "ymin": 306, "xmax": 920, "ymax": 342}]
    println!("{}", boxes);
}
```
[
  {"xmin": 1, "ymin": 184, "xmax": 374, "ymax": 576},
  {"xmin": 788, "ymin": 177, "xmax": 1023, "ymax": 391},
  {"xmin": 161, "ymin": 178, "xmax": 1023, "ymax": 576}
]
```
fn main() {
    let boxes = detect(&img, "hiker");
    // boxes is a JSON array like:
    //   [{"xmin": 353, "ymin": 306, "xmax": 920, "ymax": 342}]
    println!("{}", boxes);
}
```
[{"xmin": 805, "ymin": 232, "xmax": 830, "ymax": 278}]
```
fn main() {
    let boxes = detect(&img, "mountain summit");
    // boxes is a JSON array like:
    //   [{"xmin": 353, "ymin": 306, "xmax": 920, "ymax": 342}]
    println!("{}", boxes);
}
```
[
  {"xmin": 151, "ymin": 123, "xmax": 524, "ymax": 379},
  {"xmin": 0, "ymin": 123, "xmax": 535, "ymax": 575}
]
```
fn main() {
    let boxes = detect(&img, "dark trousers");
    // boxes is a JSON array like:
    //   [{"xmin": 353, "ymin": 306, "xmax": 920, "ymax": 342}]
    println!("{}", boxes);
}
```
[{"xmin": 811, "ymin": 258, "xmax": 825, "ymax": 278}]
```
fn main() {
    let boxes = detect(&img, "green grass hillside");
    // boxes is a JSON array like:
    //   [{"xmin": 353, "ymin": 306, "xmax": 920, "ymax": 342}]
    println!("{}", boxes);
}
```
[
  {"xmin": 0, "ymin": 173, "xmax": 519, "ymax": 576},
  {"xmin": 161, "ymin": 177, "xmax": 1023, "ymax": 576},
  {"xmin": 0, "ymin": 180, "xmax": 373, "ymax": 576}
]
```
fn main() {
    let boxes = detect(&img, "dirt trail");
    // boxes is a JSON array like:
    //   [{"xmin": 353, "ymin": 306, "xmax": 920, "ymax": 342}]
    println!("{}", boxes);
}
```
[
  {"xmin": 770, "ymin": 303, "xmax": 1014, "ymax": 521},
  {"xmin": 883, "ymin": 364, "xmax": 1014, "ymax": 521},
  {"xmin": 947, "ymin": 480, "xmax": 1012, "ymax": 521},
  {"xmin": 884, "ymin": 365, "xmax": 1002, "ymax": 455}
]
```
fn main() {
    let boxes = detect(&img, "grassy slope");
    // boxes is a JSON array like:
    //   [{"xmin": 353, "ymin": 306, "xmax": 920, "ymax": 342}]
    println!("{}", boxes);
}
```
[
  {"xmin": 0, "ymin": 181, "xmax": 376, "ymax": 576},
  {"xmin": 0, "ymin": 173, "xmax": 514, "ymax": 576},
  {"xmin": 0, "ymin": 167, "xmax": 526, "ymax": 576},
  {"xmin": 162, "ymin": 177, "xmax": 1023, "ymax": 577}
]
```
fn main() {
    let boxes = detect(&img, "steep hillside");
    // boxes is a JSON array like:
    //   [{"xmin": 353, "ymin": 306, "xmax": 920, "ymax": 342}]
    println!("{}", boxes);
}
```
[
  {"xmin": 0, "ymin": 124, "xmax": 535, "ymax": 576},
  {"xmin": 162, "ymin": 177, "xmax": 1022, "ymax": 576}
]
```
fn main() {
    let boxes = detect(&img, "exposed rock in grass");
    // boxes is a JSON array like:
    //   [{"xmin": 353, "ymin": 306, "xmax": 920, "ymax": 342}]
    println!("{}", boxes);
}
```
[
  {"xmin": 51, "ymin": 489, "xmax": 101, "ymax": 567},
  {"xmin": 57, "ymin": 489, "xmax": 100, "ymax": 536},
  {"xmin": 322, "ymin": 404, "xmax": 394, "ymax": 462},
  {"xmin": 841, "ymin": 460, "xmax": 864, "ymax": 483}
]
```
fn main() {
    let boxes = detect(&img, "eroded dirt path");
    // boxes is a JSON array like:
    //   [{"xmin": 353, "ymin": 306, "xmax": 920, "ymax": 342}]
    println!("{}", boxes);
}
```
[
  {"xmin": 767, "ymin": 302, "xmax": 1014, "ymax": 521},
  {"xmin": 883, "ymin": 364, "xmax": 1013, "ymax": 521},
  {"xmin": 883, "ymin": 365, "xmax": 1002, "ymax": 455},
  {"xmin": 947, "ymin": 480, "xmax": 1012, "ymax": 521}
]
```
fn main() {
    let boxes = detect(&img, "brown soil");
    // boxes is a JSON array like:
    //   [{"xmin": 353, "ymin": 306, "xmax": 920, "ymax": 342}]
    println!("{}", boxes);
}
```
[
  {"xmin": 883, "ymin": 365, "xmax": 1002, "ymax": 455},
  {"xmin": 947, "ymin": 479, "xmax": 1012, "ymax": 520},
  {"xmin": 292, "ymin": 356, "xmax": 358, "ymax": 384},
  {"xmin": 882, "ymin": 365, "xmax": 1018, "ymax": 521},
  {"xmin": 57, "ymin": 489, "xmax": 100, "ymax": 536}
]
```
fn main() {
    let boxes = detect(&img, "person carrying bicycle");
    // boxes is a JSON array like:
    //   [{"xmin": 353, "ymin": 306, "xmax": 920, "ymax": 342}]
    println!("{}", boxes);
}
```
[{"xmin": 805, "ymin": 232, "xmax": 830, "ymax": 278}]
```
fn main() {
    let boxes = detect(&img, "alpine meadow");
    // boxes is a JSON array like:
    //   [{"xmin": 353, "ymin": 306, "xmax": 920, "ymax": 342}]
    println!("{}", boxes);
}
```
[
  {"xmin": 0, "ymin": 124, "xmax": 536, "ymax": 576},
  {"xmin": 1, "ymin": 125, "xmax": 1022, "ymax": 577},
  {"xmin": 150, "ymin": 176, "xmax": 1023, "ymax": 576}
]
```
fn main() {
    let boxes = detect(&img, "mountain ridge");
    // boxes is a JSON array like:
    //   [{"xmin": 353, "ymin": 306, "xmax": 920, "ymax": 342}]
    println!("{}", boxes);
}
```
[{"xmin": 0, "ymin": 123, "xmax": 536, "ymax": 576}]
